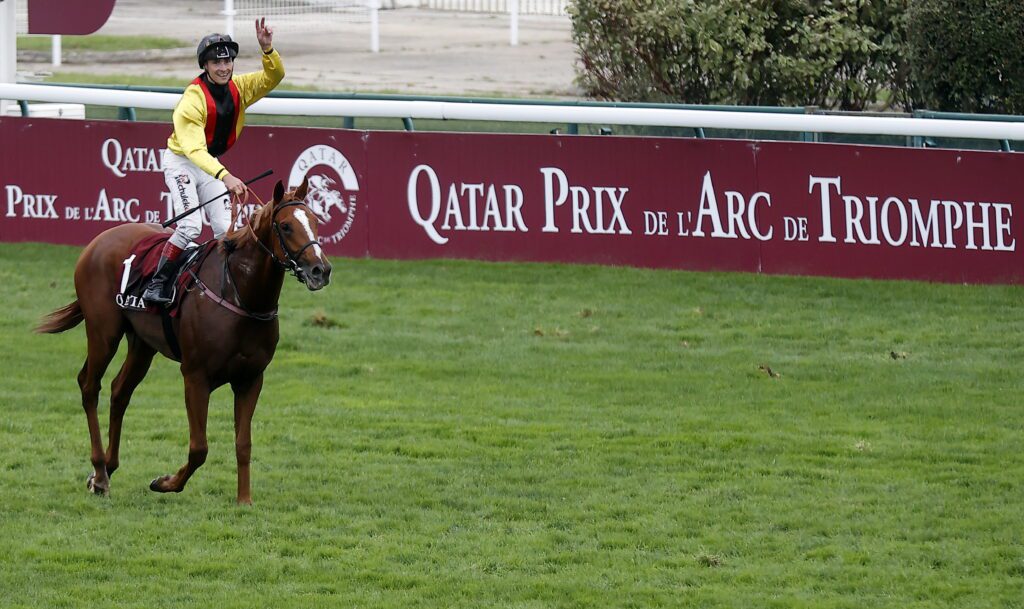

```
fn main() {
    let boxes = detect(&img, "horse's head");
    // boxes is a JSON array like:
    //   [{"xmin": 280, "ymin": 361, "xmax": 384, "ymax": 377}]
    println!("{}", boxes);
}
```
[{"xmin": 260, "ymin": 177, "xmax": 332, "ymax": 291}]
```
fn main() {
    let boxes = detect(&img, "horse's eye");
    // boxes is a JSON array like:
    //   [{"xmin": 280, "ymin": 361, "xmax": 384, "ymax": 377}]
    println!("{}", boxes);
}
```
[{"xmin": 281, "ymin": 223, "xmax": 293, "ymax": 235}]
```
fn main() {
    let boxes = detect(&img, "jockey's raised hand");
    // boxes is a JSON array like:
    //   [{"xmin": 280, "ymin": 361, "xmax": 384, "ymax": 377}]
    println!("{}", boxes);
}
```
[{"xmin": 256, "ymin": 17, "xmax": 274, "ymax": 52}]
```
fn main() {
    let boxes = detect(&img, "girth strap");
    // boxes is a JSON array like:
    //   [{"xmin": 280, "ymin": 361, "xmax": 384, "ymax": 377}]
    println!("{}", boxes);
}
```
[{"xmin": 160, "ymin": 307, "xmax": 182, "ymax": 360}]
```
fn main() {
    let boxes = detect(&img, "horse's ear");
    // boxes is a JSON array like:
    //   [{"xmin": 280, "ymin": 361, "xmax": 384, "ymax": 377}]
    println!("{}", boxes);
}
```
[
  {"xmin": 294, "ymin": 176, "xmax": 309, "ymax": 202},
  {"xmin": 273, "ymin": 180, "xmax": 285, "ymax": 204}
]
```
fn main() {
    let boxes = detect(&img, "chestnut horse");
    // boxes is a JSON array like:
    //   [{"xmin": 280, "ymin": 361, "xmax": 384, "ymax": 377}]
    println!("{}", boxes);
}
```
[{"xmin": 36, "ymin": 179, "xmax": 331, "ymax": 504}]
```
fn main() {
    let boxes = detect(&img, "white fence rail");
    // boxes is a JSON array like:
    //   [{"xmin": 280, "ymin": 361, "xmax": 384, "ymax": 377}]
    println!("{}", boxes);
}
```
[
  {"xmin": 233, "ymin": 0, "xmax": 376, "ymax": 23},
  {"xmin": 229, "ymin": 0, "xmax": 381, "ymax": 51},
  {"xmin": 421, "ymin": 0, "xmax": 567, "ymax": 15},
  {"xmin": 3, "ymin": 83, "xmax": 1024, "ymax": 142},
  {"xmin": 13, "ymin": 0, "xmax": 27, "ymax": 34}
]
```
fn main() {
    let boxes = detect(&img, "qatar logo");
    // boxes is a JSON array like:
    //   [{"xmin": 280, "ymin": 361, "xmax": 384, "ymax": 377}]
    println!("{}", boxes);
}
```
[{"xmin": 288, "ymin": 144, "xmax": 359, "ymax": 245}]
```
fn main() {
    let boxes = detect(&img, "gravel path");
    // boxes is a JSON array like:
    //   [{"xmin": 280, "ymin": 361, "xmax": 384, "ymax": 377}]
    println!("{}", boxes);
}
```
[{"xmin": 18, "ymin": 0, "xmax": 580, "ymax": 98}]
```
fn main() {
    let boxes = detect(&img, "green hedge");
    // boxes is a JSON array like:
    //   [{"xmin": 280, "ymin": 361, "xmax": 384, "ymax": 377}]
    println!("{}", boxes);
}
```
[
  {"xmin": 907, "ymin": 0, "xmax": 1024, "ymax": 113},
  {"xmin": 569, "ymin": 0, "xmax": 912, "ymax": 110}
]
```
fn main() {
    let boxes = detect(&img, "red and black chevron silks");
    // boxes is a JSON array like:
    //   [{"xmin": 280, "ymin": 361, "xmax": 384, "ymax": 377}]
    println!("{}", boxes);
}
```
[{"xmin": 192, "ymin": 75, "xmax": 241, "ymax": 157}]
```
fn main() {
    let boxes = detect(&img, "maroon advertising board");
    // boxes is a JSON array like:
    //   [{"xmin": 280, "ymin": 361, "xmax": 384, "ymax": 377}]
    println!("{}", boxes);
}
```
[
  {"xmin": 755, "ymin": 143, "xmax": 1022, "ymax": 283},
  {"xmin": 26, "ymin": 0, "xmax": 117, "ymax": 35},
  {"xmin": 368, "ymin": 132, "xmax": 764, "ymax": 272},
  {"xmin": 1, "ymin": 116, "xmax": 1021, "ymax": 284},
  {"xmin": 0, "ymin": 118, "xmax": 368, "ymax": 259}
]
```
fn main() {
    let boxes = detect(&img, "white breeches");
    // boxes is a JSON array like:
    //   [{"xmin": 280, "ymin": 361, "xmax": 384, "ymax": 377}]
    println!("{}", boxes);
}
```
[{"xmin": 162, "ymin": 149, "xmax": 233, "ymax": 249}]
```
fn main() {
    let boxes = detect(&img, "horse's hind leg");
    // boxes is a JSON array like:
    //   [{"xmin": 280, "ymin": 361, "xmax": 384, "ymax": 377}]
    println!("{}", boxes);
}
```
[
  {"xmin": 104, "ymin": 334, "xmax": 156, "ymax": 478},
  {"xmin": 78, "ymin": 317, "xmax": 124, "ymax": 496}
]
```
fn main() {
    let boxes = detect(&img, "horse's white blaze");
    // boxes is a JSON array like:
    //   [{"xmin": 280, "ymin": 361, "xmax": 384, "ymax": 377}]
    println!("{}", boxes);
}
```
[{"xmin": 293, "ymin": 208, "xmax": 326, "ymax": 262}]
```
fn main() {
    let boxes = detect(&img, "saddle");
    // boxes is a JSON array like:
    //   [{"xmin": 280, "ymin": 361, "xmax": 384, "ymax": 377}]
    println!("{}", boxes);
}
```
[{"xmin": 116, "ymin": 233, "xmax": 216, "ymax": 318}]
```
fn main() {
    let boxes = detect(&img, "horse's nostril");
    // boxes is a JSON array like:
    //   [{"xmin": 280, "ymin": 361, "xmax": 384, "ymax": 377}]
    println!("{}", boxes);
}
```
[{"xmin": 311, "ymin": 265, "xmax": 324, "ymax": 277}]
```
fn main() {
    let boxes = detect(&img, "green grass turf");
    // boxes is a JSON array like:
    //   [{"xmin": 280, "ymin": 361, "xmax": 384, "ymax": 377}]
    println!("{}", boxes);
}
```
[
  {"xmin": 17, "ymin": 35, "xmax": 187, "ymax": 52},
  {"xmin": 0, "ymin": 242, "xmax": 1022, "ymax": 608}
]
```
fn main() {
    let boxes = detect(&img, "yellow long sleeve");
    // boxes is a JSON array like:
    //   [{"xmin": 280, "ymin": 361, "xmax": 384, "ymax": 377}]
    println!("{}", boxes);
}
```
[{"xmin": 166, "ymin": 49, "xmax": 285, "ymax": 178}]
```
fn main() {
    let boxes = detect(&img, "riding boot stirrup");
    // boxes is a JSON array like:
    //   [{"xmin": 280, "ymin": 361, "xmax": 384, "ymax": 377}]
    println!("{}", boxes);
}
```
[{"xmin": 142, "ymin": 256, "xmax": 180, "ymax": 306}]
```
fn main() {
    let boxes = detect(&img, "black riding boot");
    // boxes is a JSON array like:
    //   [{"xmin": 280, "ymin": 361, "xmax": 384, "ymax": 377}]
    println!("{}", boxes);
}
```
[{"xmin": 142, "ymin": 256, "xmax": 181, "ymax": 306}]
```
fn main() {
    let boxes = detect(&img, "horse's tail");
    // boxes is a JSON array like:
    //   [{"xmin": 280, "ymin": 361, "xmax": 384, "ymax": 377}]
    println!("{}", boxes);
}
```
[{"xmin": 35, "ymin": 300, "xmax": 84, "ymax": 334}]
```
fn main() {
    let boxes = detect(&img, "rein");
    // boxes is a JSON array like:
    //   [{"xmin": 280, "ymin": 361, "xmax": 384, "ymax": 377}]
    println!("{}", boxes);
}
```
[
  {"xmin": 196, "ymin": 191, "xmax": 319, "ymax": 321},
  {"xmin": 191, "ymin": 271, "xmax": 277, "ymax": 321}
]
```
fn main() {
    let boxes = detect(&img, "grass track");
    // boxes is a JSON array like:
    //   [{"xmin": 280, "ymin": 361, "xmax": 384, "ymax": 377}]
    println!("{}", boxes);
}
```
[
  {"xmin": 17, "ymin": 35, "xmax": 186, "ymax": 52},
  {"xmin": 1, "ymin": 242, "xmax": 1022, "ymax": 608}
]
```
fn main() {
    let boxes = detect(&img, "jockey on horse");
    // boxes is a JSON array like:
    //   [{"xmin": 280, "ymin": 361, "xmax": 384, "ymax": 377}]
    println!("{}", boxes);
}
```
[{"xmin": 143, "ymin": 18, "xmax": 285, "ymax": 305}]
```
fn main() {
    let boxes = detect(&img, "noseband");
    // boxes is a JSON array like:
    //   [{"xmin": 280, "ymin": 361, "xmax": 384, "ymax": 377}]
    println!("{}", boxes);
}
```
[{"xmin": 254, "ymin": 200, "xmax": 320, "ymax": 284}]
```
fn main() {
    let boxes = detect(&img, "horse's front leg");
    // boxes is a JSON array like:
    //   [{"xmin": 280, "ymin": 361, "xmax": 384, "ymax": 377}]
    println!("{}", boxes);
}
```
[
  {"xmin": 232, "ymin": 374, "xmax": 264, "ymax": 505},
  {"xmin": 150, "ymin": 375, "xmax": 209, "ymax": 494}
]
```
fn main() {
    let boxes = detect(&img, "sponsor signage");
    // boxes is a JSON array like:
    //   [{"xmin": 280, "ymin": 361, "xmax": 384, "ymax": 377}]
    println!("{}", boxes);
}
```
[
  {"xmin": 0, "ymin": 119, "xmax": 368, "ymax": 258},
  {"xmin": 1, "ymin": 116, "xmax": 1021, "ymax": 284}
]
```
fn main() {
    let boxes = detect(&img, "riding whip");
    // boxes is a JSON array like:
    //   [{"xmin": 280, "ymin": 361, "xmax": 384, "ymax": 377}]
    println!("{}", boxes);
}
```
[{"xmin": 161, "ymin": 169, "xmax": 274, "ymax": 228}]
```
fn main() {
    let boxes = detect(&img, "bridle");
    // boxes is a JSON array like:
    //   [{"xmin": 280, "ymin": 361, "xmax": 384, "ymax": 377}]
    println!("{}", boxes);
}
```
[
  {"xmin": 197, "ymin": 192, "xmax": 322, "ymax": 321},
  {"xmin": 251, "ymin": 200, "xmax": 321, "ymax": 285}
]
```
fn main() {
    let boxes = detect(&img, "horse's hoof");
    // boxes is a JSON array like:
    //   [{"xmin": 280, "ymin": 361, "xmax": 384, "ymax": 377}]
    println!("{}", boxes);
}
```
[
  {"xmin": 149, "ymin": 475, "xmax": 180, "ymax": 493},
  {"xmin": 86, "ymin": 472, "xmax": 109, "ymax": 496}
]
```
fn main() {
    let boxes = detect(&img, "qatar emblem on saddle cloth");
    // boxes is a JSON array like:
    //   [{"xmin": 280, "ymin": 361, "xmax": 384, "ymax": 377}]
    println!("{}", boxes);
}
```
[{"xmin": 115, "ymin": 233, "xmax": 214, "ymax": 316}]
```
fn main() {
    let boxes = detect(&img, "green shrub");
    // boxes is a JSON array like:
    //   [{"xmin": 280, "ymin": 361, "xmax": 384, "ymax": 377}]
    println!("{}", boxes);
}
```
[
  {"xmin": 568, "ymin": 0, "xmax": 912, "ymax": 110},
  {"xmin": 907, "ymin": 0, "xmax": 1024, "ymax": 113}
]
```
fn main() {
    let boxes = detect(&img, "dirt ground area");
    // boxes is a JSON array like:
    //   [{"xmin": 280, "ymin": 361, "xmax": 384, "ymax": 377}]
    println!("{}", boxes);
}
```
[{"xmin": 18, "ymin": 0, "xmax": 581, "ymax": 98}]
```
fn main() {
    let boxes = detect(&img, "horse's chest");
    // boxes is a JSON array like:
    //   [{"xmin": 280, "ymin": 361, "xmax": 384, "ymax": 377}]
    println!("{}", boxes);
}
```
[
  {"xmin": 225, "ymin": 345, "xmax": 276, "ymax": 376},
  {"xmin": 188, "ymin": 333, "xmax": 277, "ymax": 384}
]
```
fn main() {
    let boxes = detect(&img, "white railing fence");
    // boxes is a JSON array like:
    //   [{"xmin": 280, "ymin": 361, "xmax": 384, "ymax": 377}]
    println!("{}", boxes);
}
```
[
  {"xmin": 225, "ymin": 0, "xmax": 568, "ymax": 51},
  {"xmin": 229, "ymin": 0, "xmax": 381, "ymax": 51},
  {"xmin": 232, "ymin": 0, "xmax": 377, "ymax": 24},
  {"xmin": 14, "ymin": 1, "xmax": 27, "ymax": 34},
  {"xmin": 420, "ymin": 0, "xmax": 567, "ymax": 15},
  {"xmin": 5, "ymin": 83, "xmax": 1024, "ymax": 144}
]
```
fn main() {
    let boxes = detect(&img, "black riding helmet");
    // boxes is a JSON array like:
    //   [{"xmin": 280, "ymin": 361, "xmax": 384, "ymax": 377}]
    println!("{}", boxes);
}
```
[{"xmin": 196, "ymin": 33, "xmax": 239, "ymax": 68}]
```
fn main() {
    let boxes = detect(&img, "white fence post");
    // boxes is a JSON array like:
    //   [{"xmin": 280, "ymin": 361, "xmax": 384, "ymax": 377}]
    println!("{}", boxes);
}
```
[
  {"xmin": 224, "ymin": 0, "xmax": 235, "ymax": 38},
  {"xmin": 509, "ymin": 0, "xmax": 518, "ymax": 46},
  {"xmin": 51, "ymin": 34, "xmax": 61, "ymax": 67},
  {"xmin": 371, "ymin": 0, "xmax": 380, "ymax": 53},
  {"xmin": 0, "ymin": 0, "xmax": 16, "ymax": 117}
]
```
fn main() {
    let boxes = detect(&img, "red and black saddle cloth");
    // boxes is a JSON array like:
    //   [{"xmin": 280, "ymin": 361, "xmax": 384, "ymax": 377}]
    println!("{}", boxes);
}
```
[{"xmin": 115, "ymin": 233, "xmax": 217, "ymax": 318}]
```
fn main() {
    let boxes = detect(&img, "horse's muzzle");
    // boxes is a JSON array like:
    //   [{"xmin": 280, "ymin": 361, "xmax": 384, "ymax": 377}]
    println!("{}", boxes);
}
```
[{"xmin": 301, "ymin": 261, "xmax": 332, "ymax": 291}]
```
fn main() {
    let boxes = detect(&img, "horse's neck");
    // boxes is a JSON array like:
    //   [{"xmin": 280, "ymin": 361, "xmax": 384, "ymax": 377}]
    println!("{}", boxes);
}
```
[{"xmin": 225, "ymin": 222, "xmax": 284, "ymax": 313}]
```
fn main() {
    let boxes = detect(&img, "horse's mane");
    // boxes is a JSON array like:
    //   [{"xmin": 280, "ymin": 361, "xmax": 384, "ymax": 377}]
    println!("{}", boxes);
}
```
[
  {"xmin": 220, "ymin": 198, "xmax": 276, "ymax": 253},
  {"xmin": 219, "ymin": 186, "xmax": 304, "ymax": 252}
]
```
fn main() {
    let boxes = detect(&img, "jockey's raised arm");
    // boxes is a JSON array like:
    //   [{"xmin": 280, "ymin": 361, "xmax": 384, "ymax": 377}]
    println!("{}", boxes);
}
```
[{"xmin": 143, "ymin": 18, "xmax": 285, "ymax": 306}]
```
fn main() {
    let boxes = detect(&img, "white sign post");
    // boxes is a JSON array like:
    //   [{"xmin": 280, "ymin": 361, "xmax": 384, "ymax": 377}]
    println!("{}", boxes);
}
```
[
  {"xmin": 370, "ymin": 0, "xmax": 380, "ymax": 53},
  {"xmin": 223, "ymin": 0, "xmax": 235, "ymax": 38},
  {"xmin": 0, "ymin": 0, "xmax": 17, "ymax": 117}
]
